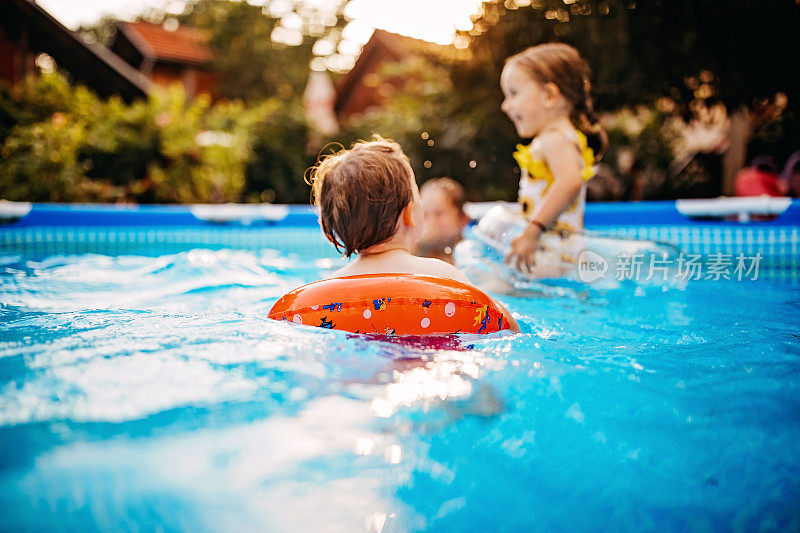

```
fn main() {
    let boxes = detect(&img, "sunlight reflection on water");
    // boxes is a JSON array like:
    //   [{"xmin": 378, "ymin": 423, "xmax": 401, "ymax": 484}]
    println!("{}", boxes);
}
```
[{"xmin": 1, "ymin": 246, "xmax": 799, "ymax": 531}]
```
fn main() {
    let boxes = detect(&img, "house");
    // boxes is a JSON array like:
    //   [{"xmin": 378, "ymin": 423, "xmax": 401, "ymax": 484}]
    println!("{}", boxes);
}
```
[
  {"xmin": 109, "ymin": 21, "xmax": 216, "ymax": 99},
  {"xmin": 0, "ymin": 0, "xmax": 149, "ymax": 102},
  {"xmin": 334, "ymin": 29, "xmax": 470, "ymax": 120}
]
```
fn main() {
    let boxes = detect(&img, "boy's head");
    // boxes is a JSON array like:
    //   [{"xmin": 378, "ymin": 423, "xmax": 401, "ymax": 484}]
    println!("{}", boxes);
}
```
[
  {"xmin": 419, "ymin": 177, "xmax": 469, "ymax": 247},
  {"xmin": 309, "ymin": 136, "xmax": 420, "ymax": 257}
]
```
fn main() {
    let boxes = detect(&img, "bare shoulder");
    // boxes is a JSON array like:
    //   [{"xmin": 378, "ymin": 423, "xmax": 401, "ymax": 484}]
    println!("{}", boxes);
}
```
[
  {"xmin": 326, "ymin": 255, "xmax": 472, "ymax": 285},
  {"xmin": 538, "ymin": 130, "xmax": 583, "ymax": 172},
  {"xmin": 416, "ymin": 257, "xmax": 473, "ymax": 285},
  {"xmin": 328, "ymin": 262, "xmax": 357, "ymax": 279},
  {"xmin": 537, "ymin": 129, "xmax": 576, "ymax": 152}
]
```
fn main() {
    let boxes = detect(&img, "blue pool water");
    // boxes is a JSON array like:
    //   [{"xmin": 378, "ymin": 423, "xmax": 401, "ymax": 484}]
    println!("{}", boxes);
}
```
[{"xmin": 1, "ymin": 229, "xmax": 799, "ymax": 531}]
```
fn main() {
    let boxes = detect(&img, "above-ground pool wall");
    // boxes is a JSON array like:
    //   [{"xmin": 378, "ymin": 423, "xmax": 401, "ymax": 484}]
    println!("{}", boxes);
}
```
[{"xmin": 1, "ymin": 199, "xmax": 798, "ymax": 279}]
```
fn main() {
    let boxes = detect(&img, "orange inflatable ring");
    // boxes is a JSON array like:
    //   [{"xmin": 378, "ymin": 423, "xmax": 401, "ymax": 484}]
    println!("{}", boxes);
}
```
[{"xmin": 268, "ymin": 274, "xmax": 512, "ymax": 335}]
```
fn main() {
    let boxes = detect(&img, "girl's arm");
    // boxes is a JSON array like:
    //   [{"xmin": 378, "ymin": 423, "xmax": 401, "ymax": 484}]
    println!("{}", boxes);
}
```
[{"xmin": 507, "ymin": 132, "xmax": 584, "ymax": 272}]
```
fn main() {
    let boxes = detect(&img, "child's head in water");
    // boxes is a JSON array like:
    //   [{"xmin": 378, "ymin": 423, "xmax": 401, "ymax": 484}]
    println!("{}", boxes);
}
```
[
  {"xmin": 305, "ymin": 138, "xmax": 520, "ymax": 331},
  {"xmin": 308, "ymin": 136, "xmax": 423, "ymax": 258},
  {"xmin": 415, "ymin": 178, "xmax": 469, "ymax": 262},
  {"xmin": 501, "ymin": 43, "xmax": 605, "ymax": 156}
]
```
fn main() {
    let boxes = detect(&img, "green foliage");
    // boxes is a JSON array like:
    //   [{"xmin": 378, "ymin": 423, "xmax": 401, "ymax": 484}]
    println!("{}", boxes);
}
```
[
  {"xmin": 7, "ymin": 0, "xmax": 796, "ymax": 205},
  {"xmin": 0, "ymin": 72, "xmax": 98, "ymax": 143},
  {"xmin": 80, "ymin": 96, "xmax": 160, "ymax": 189},
  {"xmin": 0, "ymin": 73, "xmax": 313, "ymax": 203},
  {"xmin": 603, "ymin": 105, "xmax": 678, "ymax": 172},
  {"xmin": 0, "ymin": 114, "xmax": 88, "ymax": 202},
  {"xmin": 244, "ymin": 99, "xmax": 311, "ymax": 203},
  {"xmin": 1, "ymin": 0, "xmax": 352, "ymax": 205},
  {"xmin": 179, "ymin": 0, "xmax": 345, "ymax": 102}
]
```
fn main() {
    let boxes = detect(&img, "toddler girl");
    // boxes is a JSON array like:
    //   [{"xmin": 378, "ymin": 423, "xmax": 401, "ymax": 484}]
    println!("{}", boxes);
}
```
[{"xmin": 500, "ymin": 43, "xmax": 606, "ymax": 272}]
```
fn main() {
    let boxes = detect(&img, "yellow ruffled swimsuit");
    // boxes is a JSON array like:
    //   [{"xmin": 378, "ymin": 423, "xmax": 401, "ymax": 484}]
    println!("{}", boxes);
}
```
[{"xmin": 513, "ymin": 127, "xmax": 595, "ymax": 234}]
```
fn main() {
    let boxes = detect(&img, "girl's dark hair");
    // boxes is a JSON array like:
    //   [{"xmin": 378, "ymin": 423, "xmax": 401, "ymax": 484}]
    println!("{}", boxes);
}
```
[
  {"xmin": 307, "ymin": 136, "xmax": 414, "ymax": 258},
  {"xmin": 507, "ymin": 43, "xmax": 608, "ymax": 160}
]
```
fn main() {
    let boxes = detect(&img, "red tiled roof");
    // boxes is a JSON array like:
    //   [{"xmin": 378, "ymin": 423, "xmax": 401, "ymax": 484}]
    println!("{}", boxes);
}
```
[
  {"xmin": 334, "ymin": 29, "xmax": 470, "ymax": 116},
  {"xmin": 120, "ymin": 21, "xmax": 211, "ymax": 65}
]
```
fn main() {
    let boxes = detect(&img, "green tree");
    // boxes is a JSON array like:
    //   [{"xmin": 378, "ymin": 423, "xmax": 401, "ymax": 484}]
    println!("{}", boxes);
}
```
[
  {"xmin": 0, "ymin": 73, "xmax": 307, "ymax": 203},
  {"xmin": 178, "ymin": 0, "xmax": 346, "ymax": 101}
]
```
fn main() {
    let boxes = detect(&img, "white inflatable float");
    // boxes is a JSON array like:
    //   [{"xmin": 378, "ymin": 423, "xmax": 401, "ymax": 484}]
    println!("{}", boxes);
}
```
[{"xmin": 455, "ymin": 205, "xmax": 681, "ymax": 292}]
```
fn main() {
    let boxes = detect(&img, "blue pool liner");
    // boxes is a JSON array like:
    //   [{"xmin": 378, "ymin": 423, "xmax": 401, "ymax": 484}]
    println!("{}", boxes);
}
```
[
  {"xmin": 0, "ymin": 200, "xmax": 797, "ymax": 281},
  {"xmin": 1, "ymin": 200, "xmax": 799, "ymax": 228}
]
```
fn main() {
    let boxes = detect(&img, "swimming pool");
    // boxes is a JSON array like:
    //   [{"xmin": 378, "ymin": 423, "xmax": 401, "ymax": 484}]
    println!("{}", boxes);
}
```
[{"xmin": 1, "ymin": 201, "xmax": 799, "ymax": 531}]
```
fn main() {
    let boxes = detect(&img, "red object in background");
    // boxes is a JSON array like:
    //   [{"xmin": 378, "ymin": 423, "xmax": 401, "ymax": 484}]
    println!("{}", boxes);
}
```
[
  {"xmin": 734, "ymin": 162, "xmax": 784, "ymax": 197},
  {"xmin": 781, "ymin": 151, "xmax": 800, "ymax": 197}
]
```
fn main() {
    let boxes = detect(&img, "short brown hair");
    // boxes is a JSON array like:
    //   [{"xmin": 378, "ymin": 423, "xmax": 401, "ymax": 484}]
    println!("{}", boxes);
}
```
[
  {"xmin": 420, "ymin": 177, "xmax": 467, "ymax": 213},
  {"xmin": 307, "ymin": 136, "xmax": 414, "ymax": 257}
]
